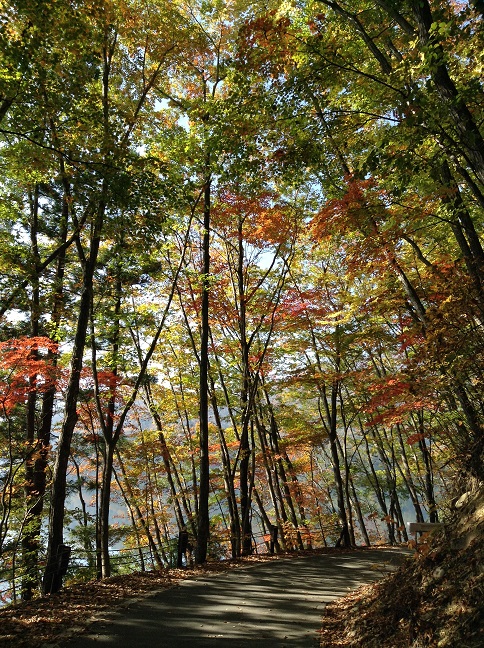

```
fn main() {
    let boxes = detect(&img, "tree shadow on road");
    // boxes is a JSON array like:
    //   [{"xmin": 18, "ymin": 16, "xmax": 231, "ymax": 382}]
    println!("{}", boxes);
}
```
[{"xmin": 66, "ymin": 549, "xmax": 409, "ymax": 648}]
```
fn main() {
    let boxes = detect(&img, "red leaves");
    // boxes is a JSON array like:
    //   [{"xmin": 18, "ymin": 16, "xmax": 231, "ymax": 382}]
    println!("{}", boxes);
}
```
[
  {"xmin": 311, "ymin": 177, "xmax": 379, "ymax": 240},
  {"xmin": 0, "ymin": 336, "xmax": 59, "ymax": 414},
  {"xmin": 94, "ymin": 370, "xmax": 122, "ymax": 392},
  {"xmin": 237, "ymin": 11, "xmax": 291, "ymax": 72},
  {"xmin": 364, "ymin": 374, "xmax": 436, "ymax": 428},
  {"xmin": 397, "ymin": 331, "xmax": 424, "ymax": 352},
  {"xmin": 213, "ymin": 189, "xmax": 294, "ymax": 246},
  {"xmin": 278, "ymin": 288, "xmax": 311, "ymax": 319},
  {"xmin": 406, "ymin": 432, "xmax": 429, "ymax": 446}
]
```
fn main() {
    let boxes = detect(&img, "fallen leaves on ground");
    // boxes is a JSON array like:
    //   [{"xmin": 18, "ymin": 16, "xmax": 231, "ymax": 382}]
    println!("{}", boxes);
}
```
[{"xmin": 319, "ymin": 488, "xmax": 484, "ymax": 647}]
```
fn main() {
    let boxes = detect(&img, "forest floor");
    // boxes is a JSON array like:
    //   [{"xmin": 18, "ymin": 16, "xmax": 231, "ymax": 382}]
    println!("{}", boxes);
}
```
[
  {"xmin": 1, "ymin": 553, "xmax": 285, "ymax": 648},
  {"xmin": 0, "ymin": 553, "xmax": 287, "ymax": 647}
]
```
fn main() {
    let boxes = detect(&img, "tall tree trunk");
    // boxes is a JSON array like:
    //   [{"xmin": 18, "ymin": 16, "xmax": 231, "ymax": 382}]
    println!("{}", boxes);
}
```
[
  {"xmin": 325, "ymin": 333, "xmax": 351, "ymax": 547},
  {"xmin": 114, "ymin": 468, "xmax": 146, "ymax": 571},
  {"xmin": 349, "ymin": 475, "xmax": 370, "ymax": 546},
  {"xmin": 209, "ymin": 380, "xmax": 240, "ymax": 558},
  {"xmin": 237, "ymin": 215, "xmax": 253, "ymax": 556},
  {"xmin": 21, "ymin": 186, "xmax": 41, "ymax": 600},
  {"xmin": 266, "ymin": 408, "xmax": 304, "ymax": 550},
  {"xmin": 95, "ymin": 261, "xmax": 121, "ymax": 579},
  {"xmin": 22, "ymin": 178, "xmax": 67, "ymax": 599},
  {"xmin": 409, "ymin": 0, "xmax": 484, "ymax": 187},
  {"xmin": 439, "ymin": 162, "xmax": 484, "ymax": 311},
  {"xmin": 395, "ymin": 424, "xmax": 425, "ymax": 523},
  {"xmin": 99, "ymin": 440, "xmax": 115, "ymax": 578},
  {"xmin": 42, "ymin": 191, "xmax": 106, "ymax": 594},
  {"xmin": 254, "ymin": 412, "xmax": 287, "ymax": 550},
  {"xmin": 195, "ymin": 172, "xmax": 211, "ymax": 564},
  {"xmin": 115, "ymin": 451, "xmax": 164, "ymax": 569}
]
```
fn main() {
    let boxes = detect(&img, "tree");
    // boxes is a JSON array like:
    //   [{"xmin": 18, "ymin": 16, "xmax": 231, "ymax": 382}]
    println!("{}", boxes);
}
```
[
  {"xmin": 236, "ymin": 0, "xmax": 484, "ymax": 482},
  {"xmin": 0, "ymin": 0, "xmax": 482, "ymax": 598},
  {"xmin": 0, "ymin": 337, "xmax": 58, "ymax": 598},
  {"xmin": 42, "ymin": 0, "xmax": 192, "ymax": 592}
]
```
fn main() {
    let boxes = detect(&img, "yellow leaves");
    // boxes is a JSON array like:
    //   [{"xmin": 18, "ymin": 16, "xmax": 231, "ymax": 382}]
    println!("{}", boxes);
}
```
[{"xmin": 317, "ymin": 305, "xmax": 357, "ymax": 327}]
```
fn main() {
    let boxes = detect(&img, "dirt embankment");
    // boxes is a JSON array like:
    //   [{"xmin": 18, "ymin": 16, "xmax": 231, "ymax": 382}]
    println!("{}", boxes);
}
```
[{"xmin": 319, "ymin": 483, "xmax": 484, "ymax": 647}]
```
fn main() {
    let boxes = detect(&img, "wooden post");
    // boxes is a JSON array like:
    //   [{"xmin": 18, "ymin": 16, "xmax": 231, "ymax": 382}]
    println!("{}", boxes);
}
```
[
  {"xmin": 177, "ymin": 530, "xmax": 189, "ymax": 568},
  {"xmin": 407, "ymin": 522, "xmax": 443, "ymax": 546},
  {"xmin": 270, "ymin": 525, "xmax": 279, "ymax": 555}
]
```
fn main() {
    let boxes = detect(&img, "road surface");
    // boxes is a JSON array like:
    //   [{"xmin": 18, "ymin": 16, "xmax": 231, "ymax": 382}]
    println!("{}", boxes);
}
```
[{"xmin": 63, "ymin": 549, "xmax": 409, "ymax": 648}]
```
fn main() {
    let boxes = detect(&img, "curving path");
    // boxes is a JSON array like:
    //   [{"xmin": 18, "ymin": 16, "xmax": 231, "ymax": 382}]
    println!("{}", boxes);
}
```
[{"xmin": 64, "ymin": 549, "xmax": 409, "ymax": 648}]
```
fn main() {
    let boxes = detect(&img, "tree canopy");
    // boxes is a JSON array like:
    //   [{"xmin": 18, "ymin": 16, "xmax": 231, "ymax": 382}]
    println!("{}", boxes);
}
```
[{"xmin": 0, "ymin": 0, "xmax": 482, "ymax": 602}]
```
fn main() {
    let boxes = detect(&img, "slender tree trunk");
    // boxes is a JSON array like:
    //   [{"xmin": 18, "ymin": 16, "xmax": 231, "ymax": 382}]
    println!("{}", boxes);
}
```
[
  {"xmin": 440, "ymin": 162, "xmax": 484, "ymax": 311},
  {"xmin": 115, "ymin": 450, "xmax": 164, "ymax": 569},
  {"xmin": 140, "ymin": 383, "xmax": 188, "ymax": 533},
  {"xmin": 196, "ymin": 171, "xmax": 211, "ymax": 564},
  {"xmin": 349, "ymin": 475, "xmax": 370, "ymax": 546},
  {"xmin": 42, "ymin": 191, "xmax": 106, "ymax": 595},
  {"xmin": 21, "ymin": 188, "xmax": 41, "ymax": 600},
  {"xmin": 361, "ymin": 426, "xmax": 394, "ymax": 539},
  {"xmin": 325, "ymin": 363, "xmax": 351, "ymax": 547},
  {"xmin": 394, "ymin": 423, "xmax": 425, "ymax": 523},
  {"xmin": 409, "ymin": 0, "xmax": 484, "ymax": 187},
  {"xmin": 114, "ymin": 468, "xmax": 146, "ymax": 571},
  {"xmin": 72, "ymin": 456, "xmax": 95, "ymax": 570},
  {"xmin": 254, "ymin": 413, "xmax": 287, "ymax": 550},
  {"xmin": 236, "ymin": 216, "xmax": 253, "ymax": 556},
  {"xmin": 22, "ymin": 180, "xmax": 66, "ymax": 599},
  {"xmin": 209, "ymin": 381, "xmax": 240, "ymax": 558},
  {"xmin": 99, "ymin": 441, "xmax": 115, "ymax": 578},
  {"xmin": 267, "ymin": 411, "xmax": 304, "ymax": 550}
]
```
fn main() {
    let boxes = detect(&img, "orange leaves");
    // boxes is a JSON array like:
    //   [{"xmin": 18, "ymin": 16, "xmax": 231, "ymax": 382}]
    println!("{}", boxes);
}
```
[
  {"xmin": 237, "ymin": 11, "xmax": 291, "ymax": 73},
  {"xmin": 213, "ymin": 189, "xmax": 294, "ymax": 247},
  {"xmin": 95, "ymin": 370, "xmax": 122, "ymax": 393},
  {"xmin": 309, "ymin": 176, "xmax": 400, "ymax": 282},
  {"xmin": 311, "ymin": 176, "xmax": 379, "ymax": 240},
  {"xmin": 277, "ymin": 287, "xmax": 331, "ymax": 324},
  {"xmin": 0, "ymin": 337, "xmax": 59, "ymax": 414},
  {"xmin": 369, "ymin": 376, "xmax": 412, "ymax": 400},
  {"xmin": 406, "ymin": 432, "xmax": 429, "ymax": 446},
  {"xmin": 397, "ymin": 330, "xmax": 425, "ymax": 352},
  {"xmin": 76, "ymin": 367, "xmax": 123, "ymax": 428}
]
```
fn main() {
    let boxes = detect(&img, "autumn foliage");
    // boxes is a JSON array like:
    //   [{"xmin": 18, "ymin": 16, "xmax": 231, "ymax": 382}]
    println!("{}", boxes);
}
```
[
  {"xmin": 0, "ymin": 337, "xmax": 59, "ymax": 414},
  {"xmin": 0, "ymin": 1, "xmax": 482, "ymax": 623}
]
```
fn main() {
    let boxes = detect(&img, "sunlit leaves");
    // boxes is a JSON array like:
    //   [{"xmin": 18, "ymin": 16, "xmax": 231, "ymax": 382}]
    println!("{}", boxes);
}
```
[{"xmin": 0, "ymin": 336, "xmax": 58, "ymax": 414}]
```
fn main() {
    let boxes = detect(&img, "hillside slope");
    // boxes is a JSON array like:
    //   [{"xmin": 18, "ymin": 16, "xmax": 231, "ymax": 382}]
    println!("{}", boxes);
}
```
[{"xmin": 319, "ymin": 483, "xmax": 484, "ymax": 647}]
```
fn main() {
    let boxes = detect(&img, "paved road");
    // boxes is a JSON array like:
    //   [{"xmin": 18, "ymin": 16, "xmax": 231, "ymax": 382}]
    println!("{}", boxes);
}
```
[{"xmin": 64, "ymin": 549, "xmax": 409, "ymax": 648}]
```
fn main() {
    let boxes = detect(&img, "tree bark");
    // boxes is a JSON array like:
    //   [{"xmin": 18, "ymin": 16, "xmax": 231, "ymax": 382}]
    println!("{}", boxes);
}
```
[
  {"xmin": 195, "ymin": 172, "xmax": 211, "ymax": 565},
  {"xmin": 42, "ymin": 192, "xmax": 106, "ymax": 595}
]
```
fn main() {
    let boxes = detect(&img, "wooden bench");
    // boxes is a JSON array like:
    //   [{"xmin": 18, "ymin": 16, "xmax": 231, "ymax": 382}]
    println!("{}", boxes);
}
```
[{"xmin": 407, "ymin": 522, "xmax": 443, "ymax": 545}]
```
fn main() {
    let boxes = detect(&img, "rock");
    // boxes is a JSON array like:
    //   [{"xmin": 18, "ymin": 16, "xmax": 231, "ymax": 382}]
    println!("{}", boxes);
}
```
[
  {"xmin": 454, "ymin": 492, "xmax": 471, "ymax": 509},
  {"xmin": 432, "ymin": 567, "xmax": 445, "ymax": 581}
]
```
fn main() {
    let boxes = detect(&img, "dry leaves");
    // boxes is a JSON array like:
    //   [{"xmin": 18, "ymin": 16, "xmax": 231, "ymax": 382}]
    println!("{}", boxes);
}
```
[{"xmin": 319, "ymin": 537, "xmax": 484, "ymax": 647}]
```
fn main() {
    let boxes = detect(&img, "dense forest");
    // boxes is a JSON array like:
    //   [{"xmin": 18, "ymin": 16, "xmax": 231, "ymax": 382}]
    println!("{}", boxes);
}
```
[{"xmin": 0, "ymin": 0, "xmax": 483, "ymax": 604}]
